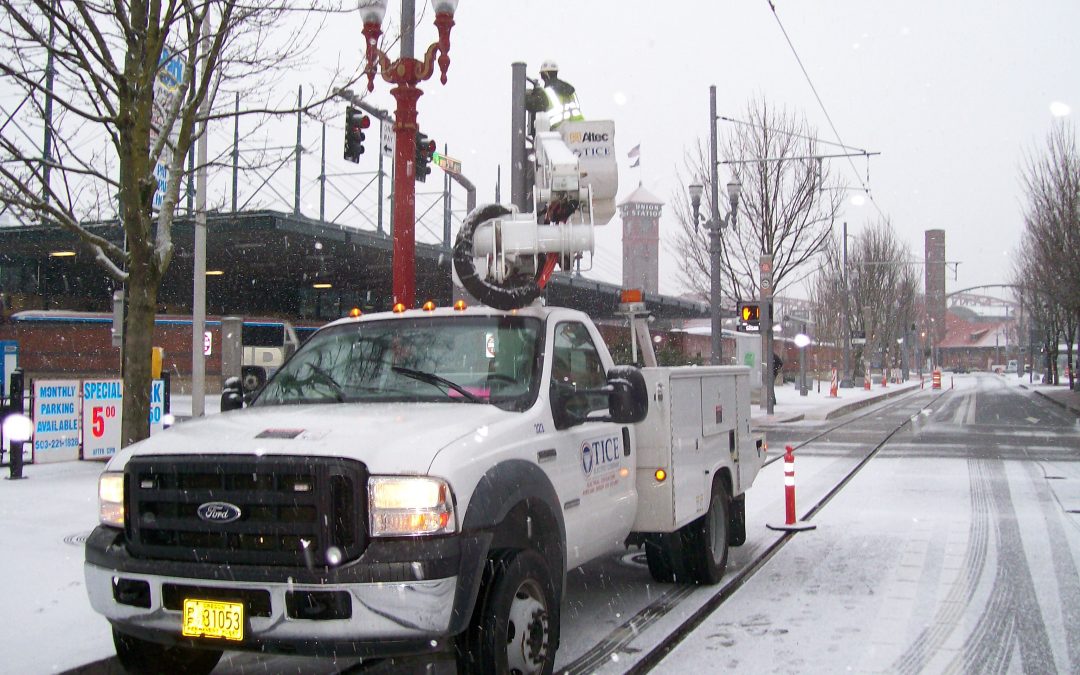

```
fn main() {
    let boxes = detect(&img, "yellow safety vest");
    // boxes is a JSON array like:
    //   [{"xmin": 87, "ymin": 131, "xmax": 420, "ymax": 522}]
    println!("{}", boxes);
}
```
[{"xmin": 543, "ymin": 86, "xmax": 583, "ymax": 128}]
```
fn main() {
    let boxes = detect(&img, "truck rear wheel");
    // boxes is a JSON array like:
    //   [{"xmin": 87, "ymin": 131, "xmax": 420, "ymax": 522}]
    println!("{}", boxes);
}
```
[
  {"xmin": 644, "ymin": 533, "xmax": 686, "ymax": 583},
  {"xmin": 112, "ymin": 628, "xmax": 222, "ymax": 675},
  {"xmin": 684, "ymin": 479, "xmax": 730, "ymax": 584},
  {"xmin": 459, "ymin": 549, "xmax": 558, "ymax": 675}
]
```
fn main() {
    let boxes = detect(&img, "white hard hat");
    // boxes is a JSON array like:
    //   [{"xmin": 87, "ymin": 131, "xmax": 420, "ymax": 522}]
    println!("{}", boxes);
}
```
[{"xmin": 540, "ymin": 60, "xmax": 558, "ymax": 73}]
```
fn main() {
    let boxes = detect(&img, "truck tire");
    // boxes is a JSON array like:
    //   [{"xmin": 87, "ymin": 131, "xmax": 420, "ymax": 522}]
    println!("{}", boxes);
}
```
[
  {"xmin": 459, "ymin": 549, "xmax": 558, "ymax": 675},
  {"xmin": 644, "ymin": 532, "xmax": 687, "ymax": 583},
  {"xmin": 112, "ymin": 628, "xmax": 222, "ymax": 675},
  {"xmin": 683, "ymin": 479, "xmax": 730, "ymax": 584}
]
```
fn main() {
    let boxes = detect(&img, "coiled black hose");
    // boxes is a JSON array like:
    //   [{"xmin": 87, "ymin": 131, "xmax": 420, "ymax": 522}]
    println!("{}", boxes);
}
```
[{"xmin": 453, "ymin": 203, "xmax": 553, "ymax": 311}]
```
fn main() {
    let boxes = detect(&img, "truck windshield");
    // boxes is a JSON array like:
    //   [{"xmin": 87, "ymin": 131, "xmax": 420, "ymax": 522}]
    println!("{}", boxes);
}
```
[{"xmin": 253, "ymin": 315, "xmax": 542, "ymax": 411}]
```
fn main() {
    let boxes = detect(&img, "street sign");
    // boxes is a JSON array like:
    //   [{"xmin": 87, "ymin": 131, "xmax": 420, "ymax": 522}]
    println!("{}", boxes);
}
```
[
  {"xmin": 151, "ymin": 47, "xmax": 185, "ymax": 211},
  {"xmin": 851, "ymin": 330, "xmax": 867, "ymax": 346},
  {"xmin": 32, "ymin": 379, "xmax": 80, "ymax": 463},
  {"xmin": 759, "ymin": 255, "xmax": 773, "ymax": 298},
  {"xmin": 380, "ymin": 121, "xmax": 394, "ymax": 158},
  {"xmin": 433, "ymin": 152, "xmax": 462, "ymax": 175},
  {"xmin": 83, "ymin": 379, "xmax": 122, "ymax": 459}
]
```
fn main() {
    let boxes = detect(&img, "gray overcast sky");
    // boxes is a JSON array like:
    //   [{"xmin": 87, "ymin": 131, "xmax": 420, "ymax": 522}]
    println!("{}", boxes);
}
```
[{"xmin": 327, "ymin": 1, "xmax": 1080, "ymax": 298}]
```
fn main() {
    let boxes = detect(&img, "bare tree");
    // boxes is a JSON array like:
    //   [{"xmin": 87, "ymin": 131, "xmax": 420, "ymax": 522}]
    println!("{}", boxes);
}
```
[
  {"xmin": 809, "ymin": 220, "xmax": 919, "ymax": 377},
  {"xmin": 670, "ymin": 98, "xmax": 843, "ymax": 306},
  {"xmin": 1013, "ymin": 121, "xmax": 1080, "ymax": 387},
  {"xmin": 0, "ymin": 0, "xmax": 352, "ymax": 445},
  {"xmin": 1012, "ymin": 240, "xmax": 1068, "ymax": 383}
]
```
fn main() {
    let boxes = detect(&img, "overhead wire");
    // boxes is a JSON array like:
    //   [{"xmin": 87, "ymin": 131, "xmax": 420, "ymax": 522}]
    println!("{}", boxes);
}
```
[
  {"xmin": 717, "ymin": 114, "xmax": 869, "ymax": 154},
  {"xmin": 765, "ymin": 0, "xmax": 889, "ymax": 223}
]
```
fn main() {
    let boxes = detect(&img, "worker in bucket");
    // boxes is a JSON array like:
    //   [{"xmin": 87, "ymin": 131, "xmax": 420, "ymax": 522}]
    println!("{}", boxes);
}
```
[{"xmin": 525, "ymin": 60, "xmax": 584, "ymax": 133}]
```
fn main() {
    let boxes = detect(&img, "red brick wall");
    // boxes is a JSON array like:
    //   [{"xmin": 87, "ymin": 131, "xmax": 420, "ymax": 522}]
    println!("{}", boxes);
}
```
[{"xmin": 0, "ymin": 320, "xmax": 223, "ymax": 380}]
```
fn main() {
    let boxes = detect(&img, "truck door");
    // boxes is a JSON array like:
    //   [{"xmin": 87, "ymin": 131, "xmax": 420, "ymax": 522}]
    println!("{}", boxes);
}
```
[{"xmin": 549, "ymin": 320, "xmax": 635, "ymax": 566}]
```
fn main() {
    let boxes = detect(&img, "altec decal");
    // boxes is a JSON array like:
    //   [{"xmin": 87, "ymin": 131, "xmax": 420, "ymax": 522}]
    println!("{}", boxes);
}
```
[
  {"xmin": 580, "ymin": 436, "xmax": 621, "ymax": 476},
  {"xmin": 566, "ymin": 131, "xmax": 611, "ymax": 144}
]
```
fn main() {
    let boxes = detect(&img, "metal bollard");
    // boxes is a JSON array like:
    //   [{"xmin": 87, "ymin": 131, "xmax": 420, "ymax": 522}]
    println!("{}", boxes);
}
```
[
  {"xmin": 7, "ymin": 368, "xmax": 26, "ymax": 480},
  {"xmin": 162, "ymin": 371, "xmax": 172, "ymax": 415}
]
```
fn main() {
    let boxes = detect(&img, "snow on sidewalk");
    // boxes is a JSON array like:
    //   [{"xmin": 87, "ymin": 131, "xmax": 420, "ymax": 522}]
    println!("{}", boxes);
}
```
[{"xmin": 0, "ymin": 460, "xmax": 115, "ymax": 673}]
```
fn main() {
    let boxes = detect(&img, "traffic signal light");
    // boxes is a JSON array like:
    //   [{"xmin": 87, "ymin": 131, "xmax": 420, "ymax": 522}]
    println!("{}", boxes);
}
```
[
  {"xmin": 344, "ymin": 106, "xmax": 369, "ymax": 163},
  {"xmin": 737, "ymin": 301, "xmax": 761, "ymax": 330},
  {"xmin": 415, "ymin": 131, "xmax": 436, "ymax": 182}
]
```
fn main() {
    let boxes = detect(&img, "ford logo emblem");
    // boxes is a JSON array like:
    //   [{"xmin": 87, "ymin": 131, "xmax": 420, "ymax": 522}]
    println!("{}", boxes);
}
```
[{"xmin": 197, "ymin": 501, "xmax": 243, "ymax": 523}]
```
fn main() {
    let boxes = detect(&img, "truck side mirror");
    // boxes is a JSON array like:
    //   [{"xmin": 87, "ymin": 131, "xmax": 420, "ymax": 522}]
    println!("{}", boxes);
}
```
[
  {"xmin": 607, "ymin": 366, "xmax": 648, "ymax": 424},
  {"xmin": 549, "ymin": 382, "xmax": 586, "ymax": 430},
  {"xmin": 221, "ymin": 376, "xmax": 244, "ymax": 412}
]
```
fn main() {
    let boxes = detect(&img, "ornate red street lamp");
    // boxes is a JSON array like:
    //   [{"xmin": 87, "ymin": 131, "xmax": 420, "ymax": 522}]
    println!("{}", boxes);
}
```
[{"xmin": 359, "ymin": 0, "xmax": 459, "ymax": 308}]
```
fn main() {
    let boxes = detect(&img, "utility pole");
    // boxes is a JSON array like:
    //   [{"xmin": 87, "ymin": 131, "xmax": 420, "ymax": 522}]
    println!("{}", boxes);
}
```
[
  {"xmin": 841, "ymin": 221, "xmax": 852, "ymax": 387},
  {"xmin": 294, "ymin": 85, "xmax": 302, "ymax": 216},
  {"xmin": 709, "ymin": 86, "xmax": 722, "ymax": 366},
  {"xmin": 191, "ymin": 20, "xmax": 209, "ymax": 417}
]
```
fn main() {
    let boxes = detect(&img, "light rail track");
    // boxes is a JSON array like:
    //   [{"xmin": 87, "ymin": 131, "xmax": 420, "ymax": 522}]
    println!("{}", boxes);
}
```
[{"xmin": 563, "ymin": 386, "xmax": 950, "ymax": 675}]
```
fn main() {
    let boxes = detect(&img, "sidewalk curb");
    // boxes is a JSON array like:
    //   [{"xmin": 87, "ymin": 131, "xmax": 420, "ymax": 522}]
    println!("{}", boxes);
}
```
[
  {"xmin": 751, "ymin": 383, "xmax": 922, "ymax": 428},
  {"xmin": 817, "ymin": 383, "xmax": 923, "ymax": 421},
  {"xmin": 1028, "ymin": 386, "xmax": 1080, "ymax": 416},
  {"xmin": 752, "ymin": 412, "xmax": 805, "ymax": 426}
]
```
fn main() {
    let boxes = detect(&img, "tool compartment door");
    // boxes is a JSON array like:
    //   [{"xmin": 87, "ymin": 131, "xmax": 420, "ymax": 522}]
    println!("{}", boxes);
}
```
[
  {"xmin": 700, "ymin": 372, "xmax": 739, "ymax": 486},
  {"xmin": 671, "ymin": 375, "xmax": 707, "ymax": 525}
]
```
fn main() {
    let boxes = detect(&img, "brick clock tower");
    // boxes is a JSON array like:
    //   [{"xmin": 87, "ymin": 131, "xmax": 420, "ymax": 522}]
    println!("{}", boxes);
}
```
[
  {"xmin": 618, "ymin": 184, "xmax": 664, "ymax": 294},
  {"xmin": 924, "ymin": 229, "xmax": 946, "ymax": 363}
]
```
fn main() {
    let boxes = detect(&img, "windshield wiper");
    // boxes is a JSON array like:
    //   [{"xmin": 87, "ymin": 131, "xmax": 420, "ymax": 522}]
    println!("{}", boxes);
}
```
[
  {"xmin": 391, "ymin": 366, "xmax": 484, "ymax": 403},
  {"xmin": 309, "ymin": 363, "xmax": 346, "ymax": 402}
]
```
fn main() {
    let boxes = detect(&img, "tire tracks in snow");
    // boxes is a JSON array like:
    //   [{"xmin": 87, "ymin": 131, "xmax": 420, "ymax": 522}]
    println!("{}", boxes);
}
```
[
  {"xmin": 578, "ymin": 390, "xmax": 947, "ymax": 675},
  {"xmin": 950, "ymin": 458, "xmax": 1054, "ymax": 673},
  {"xmin": 892, "ymin": 457, "xmax": 1057, "ymax": 674},
  {"xmin": 1023, "ymin": 461, "xmax": 1080, "ymax": 671},
  {"xmin": 891, "ymin": 458, "xmax": 992, "ymax": 675}
]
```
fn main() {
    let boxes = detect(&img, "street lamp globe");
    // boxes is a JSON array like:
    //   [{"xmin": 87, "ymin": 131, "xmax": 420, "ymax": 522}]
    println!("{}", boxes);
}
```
[
  {"xmin": 688, "ymin": 182, "xmax": 703, "ymax": 207},
  {"xmin": 2, "ymin": 412, "xmax": 32, "ymax": 442},
  {"xmin": 726, "ymin": 175, "xmax": 742, "ymax": 201},
  {"xmin": 432, "ymin": 0, "xmax": 459, "ymax": 13},
  {"xmin": 357, "ymin": 0, "xmax": 388, "ymax": 23},
  {"xmin": 725, "ymin": 175, "xmax": 741, "ymax": 229},
  {"xmin": 687, "ymin": 182, "xmax": 704, "ymax": 229}
]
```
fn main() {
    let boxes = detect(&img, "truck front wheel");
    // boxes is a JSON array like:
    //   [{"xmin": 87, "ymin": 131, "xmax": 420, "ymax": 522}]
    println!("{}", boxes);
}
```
[
  {"xmin": 459, "ymin": 549, "xmax": 558, "ymax": 675},
  {"xmin": 112, "ymin": 628, "xmax": 222, "ymax": 675}
]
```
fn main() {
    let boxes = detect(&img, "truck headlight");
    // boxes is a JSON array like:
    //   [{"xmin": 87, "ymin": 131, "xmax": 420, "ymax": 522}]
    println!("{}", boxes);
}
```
[
  {"xmin": 98, "ymin": 472, "xmax": 125, "ymax": 528},
  {"xmin": 368, "ymin": 476, "xmax": 456, "ymax": 537}
]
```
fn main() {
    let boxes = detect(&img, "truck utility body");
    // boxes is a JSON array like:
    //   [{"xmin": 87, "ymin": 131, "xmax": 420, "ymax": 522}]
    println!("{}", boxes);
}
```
[{"xmin": 85, "ymin": 303, "xmax": 764, "ymax": 673}]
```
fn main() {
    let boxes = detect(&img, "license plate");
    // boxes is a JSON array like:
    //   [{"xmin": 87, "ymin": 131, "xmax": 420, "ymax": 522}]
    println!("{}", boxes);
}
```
[{"xmin": 182, "ymin": 598, "xmax": 244, "ymax": 641}]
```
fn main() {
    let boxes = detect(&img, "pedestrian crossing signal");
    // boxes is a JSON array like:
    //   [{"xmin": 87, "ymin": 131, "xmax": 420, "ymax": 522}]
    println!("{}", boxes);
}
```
[{"xmin": 738, "ymin": 301, "xmax": 760, "ymax": 327}]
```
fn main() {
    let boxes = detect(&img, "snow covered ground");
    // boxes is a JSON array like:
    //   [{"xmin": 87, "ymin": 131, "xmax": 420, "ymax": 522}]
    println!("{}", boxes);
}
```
[
  {"xmin": 0, "ymin": 372, "xmax": 1073, "ymax": 673},
  {"xmin": 658, "ymin": 372, "xmax": 1080, "ymax": 674},
  {"xmin": 0, "ymin": 460, "xmax": 114, "ymax": 673}
]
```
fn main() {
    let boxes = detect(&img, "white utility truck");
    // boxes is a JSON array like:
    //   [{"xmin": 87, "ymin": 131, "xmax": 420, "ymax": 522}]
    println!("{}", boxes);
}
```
[
  {"xmin": 84, "ymin": 72, "xmax": 764, "ymax": 674},
  {"xmin": 85, "ymin": 298, "xmax": 764, "ymax": 673}
]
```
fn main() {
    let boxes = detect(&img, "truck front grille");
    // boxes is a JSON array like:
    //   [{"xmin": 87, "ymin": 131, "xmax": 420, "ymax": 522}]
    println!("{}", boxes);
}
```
[{"xmin": 124, "ymin": 455, "xmax": 367, "ymax": 567}]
